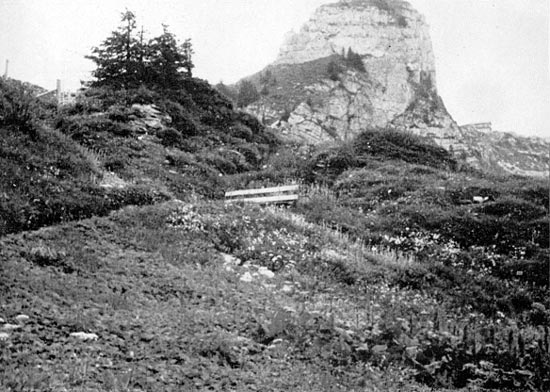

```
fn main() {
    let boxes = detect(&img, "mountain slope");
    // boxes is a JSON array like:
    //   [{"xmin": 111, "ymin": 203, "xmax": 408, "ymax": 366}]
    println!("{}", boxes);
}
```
[{"xmin": 237, "ymin": 0, "xmax": 549, "ymax": 177}]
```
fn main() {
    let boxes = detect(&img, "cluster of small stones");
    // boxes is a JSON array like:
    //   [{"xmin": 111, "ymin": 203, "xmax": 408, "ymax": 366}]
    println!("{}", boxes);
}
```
[{"xmin": 0, "ymin": 314, "xmax": 98, "ymax": 342}]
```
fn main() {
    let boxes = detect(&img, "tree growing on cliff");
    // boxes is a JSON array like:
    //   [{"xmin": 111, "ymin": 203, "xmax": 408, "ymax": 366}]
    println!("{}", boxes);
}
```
[
  {"xmin": 215, "ymin": 82, "xmax": 238, "ymax": 105},
  {"xmin": 236, "ymin": 81, "xmax": 260, "ymax": 108},
  {"xmin": 346, "ymin": 48, "xmax": 366, "ymax": 73},
  {"xmin": 327, "ymin": 61, "xmax": 341, "ymax": 81}
]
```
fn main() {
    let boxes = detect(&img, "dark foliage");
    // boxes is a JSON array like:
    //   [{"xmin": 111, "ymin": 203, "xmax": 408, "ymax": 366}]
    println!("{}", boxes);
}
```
[
  {"xmin": 87, "ymin": 11, "xmax": 194, "ymax": 90},
  {"xmin": 0, "ymin": 125, "xmax": 168, "ymax": 237},
  {"xmin": 345, "ymin": 48, "xmax": 366, "ymax": 72},
  {"xmin": 305, "ymin": 127, "xmax": 456, "ymax": 184},
  {"xmin": 0, "ymin": 78, "xmax": 39, "ymax": 138},
  {"xmin": 327, "ymin": 61, "xmax": 341, "ymax": 81},
  {"xmin": 353, "ymin": 128, "xmax": 456, "ymax": 169},
  {"xmin": 236, "ymin": 80, "xmax": 260, "ymax": 108}
]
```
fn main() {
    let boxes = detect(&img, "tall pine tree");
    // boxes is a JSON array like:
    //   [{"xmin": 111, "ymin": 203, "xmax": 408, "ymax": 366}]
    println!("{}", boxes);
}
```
[
  {"xmin": 149, "ymin": 25, "xmax": 189, "ymax": 88},
  {"xmin": 87, "ymin": 10, "xmax": 145, "ymax": 89},
  {"xmin": 181, "ymin": 39, "xmax": 195, "ymax": 78},
  {"xmin": 236, "ymin": 80, "xmax": 260, "ymax": 108},
  {"xmin": 86, "ymin": 11, "xmax": 194, "ymax": 90}
]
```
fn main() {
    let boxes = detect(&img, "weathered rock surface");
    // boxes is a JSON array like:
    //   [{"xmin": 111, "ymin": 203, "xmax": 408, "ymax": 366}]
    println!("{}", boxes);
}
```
[
  {"xmin": 244, "ymin": 0, "xmax": 437, "ymax": 141},
  {"xmin": 241, "ymin": 0, "xmax": 548, "ymax": 177},
  {"xmin": 391, "ymin": 93, "xmax": 550, "ymax": 177},
  {"xmin": 130, "ymin": 104, "xmax": 172, "ymax": 134}
]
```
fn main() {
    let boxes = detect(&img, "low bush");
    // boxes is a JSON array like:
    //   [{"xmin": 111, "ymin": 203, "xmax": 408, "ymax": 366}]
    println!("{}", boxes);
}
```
[
  {"xmin": 228, "ymin": 123, "xmax": 254, "ymax": 141},
  {"xmin": 74, "ymin": 86, "xmax": 160, "ymax": 112},
  {"xmin": 475, "ymin": 197, "xmax": 547, "ymax": 221},
  {"xmin": 353, "ymin": 127, "xmax": 456, "ymax": 170},
  {"xmin": 57, "ymin": 114, "xmax": 133, "ymax": 141},
  {"xmin": 157, "ymin": 127, "xmax": 183, "ymax": 147},
  {"xmin": 0, "ymin": 183, "xmax": 169, "ymax": 236},
  {"xmin": 158, "ymin": 99, "xmax": 199, "ymax": 136},
  {"xmin": 0, "ymin": 78, "xmax": 38, "ymax": 138}
]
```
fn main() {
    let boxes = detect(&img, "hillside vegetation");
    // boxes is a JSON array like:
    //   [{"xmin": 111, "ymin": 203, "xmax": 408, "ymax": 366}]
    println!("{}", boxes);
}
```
[{"xmin": 1, "ymin": 10, "xmax": 549, "ymax": 392}]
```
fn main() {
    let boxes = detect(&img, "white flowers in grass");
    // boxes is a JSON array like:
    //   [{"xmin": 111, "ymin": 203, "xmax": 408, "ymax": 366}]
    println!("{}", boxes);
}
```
[{"xmin": 166, "ymin": 204, "xmax": 205, "ymax": 232}]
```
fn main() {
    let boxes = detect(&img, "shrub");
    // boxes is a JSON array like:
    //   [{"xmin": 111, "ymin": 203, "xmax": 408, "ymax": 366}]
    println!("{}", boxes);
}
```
[
  {"xmin": 158, "ymin": 99, "xmax": 199, "ymax": 136},
  {"xmin": 345, "ymin": 48, "xmax": 366, "ymax": 73},
  {"xmin": 236, "ymin": 143, "xmax": 262, "ymax": 167},
  {"xmin": 0, "ymin": 78, "xmax": 38, "ymax": 137},
  {"xmin": 475, "ymin": 197, "xmax": 547, "ymax": 221},
  {"xmin": 106, "ymin": 104, "xmax": 134, "ymax": 122},
  {"xmin": 57, "ymin": 114, "xmax": 133, "ymax": 140},
  {"xmin": 304, "ymin": 143, "xmax": 359, "ymax": 183},
  {"xmin": 199, "ymin": 152, "xmax": 238, "ymax": 175},
  {"xmin": 105, "ymin": 157, "xmax": 127, "ymax": 172},
  {"xmin": 228, "ymin": 123, "xmax": 254, "ymax": 141},
  {"xmin": 236, "ymin": 80, "xmax": 260, "ymax": 108},
  {"xmin": 353, "ymin": 127, "xmax": 456, "ymax": 170},
  {"xmin": 157, "ymin": 127, "xmax": 183, "ymax": 147},
  {"xmin": 327, "ymin": 61, "xmax": 341, "ymax": 81}
]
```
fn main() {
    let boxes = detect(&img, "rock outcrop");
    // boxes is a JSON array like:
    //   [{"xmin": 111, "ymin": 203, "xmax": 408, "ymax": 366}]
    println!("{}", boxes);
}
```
[
  {"xmin": 244, "ymin": 0, "xmax": 439, "ymax": 140},
  {"xmin": 238, "ymin": 0, "xmax": 549, "ymax": 177}
]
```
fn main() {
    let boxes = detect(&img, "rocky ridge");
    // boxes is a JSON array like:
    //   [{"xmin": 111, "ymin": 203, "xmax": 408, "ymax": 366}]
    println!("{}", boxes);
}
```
[{"xmin": 242, "ymin": 0, "xmax": 549, "ymax": 177}]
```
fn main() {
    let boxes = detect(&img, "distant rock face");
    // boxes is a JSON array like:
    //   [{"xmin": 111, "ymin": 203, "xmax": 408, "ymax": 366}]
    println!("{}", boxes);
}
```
[
  {"xmin": 242, "ymin": 0, "xmax": 549, "ymax": 177},
  {"xmin": 456, "ymin": 125, "xmax": 549, "ymax": 178},
  {"xmin": 276, "ymin": 0, "xmax": 435, "ymax": 78},
  {"xmin": 246, "ymin": 0, "xmax": 441, "ymax": 142}
]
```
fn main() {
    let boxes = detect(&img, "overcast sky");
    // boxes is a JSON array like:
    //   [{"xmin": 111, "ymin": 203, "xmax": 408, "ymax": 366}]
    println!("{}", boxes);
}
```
[{"xmin": 0, "ymin": 0, "xmax": 548, "ymax": 138}]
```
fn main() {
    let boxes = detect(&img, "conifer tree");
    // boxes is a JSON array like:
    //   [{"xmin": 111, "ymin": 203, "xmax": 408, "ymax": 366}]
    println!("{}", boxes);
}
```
[
  {"xmin": 345, "ymin": 48, "xmax": 366, "ymax": 73},
  {"xmin": 236, "ymin": 80, "xmax": 260, "ymax": 108},
  {"xmin": 149, "ymin": 25, "xmax": 190, "ymax": 88},
  {"xmin": 215, "ymin": 82, "xmax": 237, "ymax": 104},
  {"xmin": 181, "ymin": 39, "xmax": 195, "ymax": 77},
  {"xmin": 87, "ymin": 10, "xmax": 145, "ymax": 89},
  {"xmin": 86, "ymin": 11, "xmax": 194, "ymax": 90}
]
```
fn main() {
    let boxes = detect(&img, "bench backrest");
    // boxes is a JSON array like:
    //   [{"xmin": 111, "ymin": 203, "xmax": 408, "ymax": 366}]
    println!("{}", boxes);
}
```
[{"xmin": 225, "ymin": 185, "xmax": 300, "ymax": 205}]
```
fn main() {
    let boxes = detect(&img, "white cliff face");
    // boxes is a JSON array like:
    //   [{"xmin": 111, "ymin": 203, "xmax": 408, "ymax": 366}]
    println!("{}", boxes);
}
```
[
  {"xmin": 275, "ymin": 0, "xmax": 436, "ymax": 85},
  {"xmin": 241, "ymin": 0, "xmax": 549, "ymax": 176},
  {"xmin": 245, "ymin": 0, "xmax": 438, "ymax": 143}
]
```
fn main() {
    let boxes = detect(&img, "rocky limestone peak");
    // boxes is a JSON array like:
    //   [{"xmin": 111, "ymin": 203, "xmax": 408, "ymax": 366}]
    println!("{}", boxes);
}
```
[
  {"xmin": 275, "ymin": 0, "xmax": 436, "ymax": 86},
  {"xmin": 243, "ymin": 0, "xmax": 443, "ymax": 143},
  {"xmin": 238, "ymin": 0, "xmax": 549, "ymax": 177}
]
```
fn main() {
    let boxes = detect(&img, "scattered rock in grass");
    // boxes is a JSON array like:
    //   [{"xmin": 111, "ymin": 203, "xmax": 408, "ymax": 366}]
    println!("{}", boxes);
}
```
[
  {"xmin": 140, "ymin": 333, "xmax": 155, "ymax": 342},
  {"xmin": 267, "ymin": 338, "xmax": 284, "ymax": 350},
  {"xmin": 221, "ymin": 253, "xmax": 240, "ymax": 266},
  {"xmin": 357, "ymin": 343, "xmax": 370, "ymax": 353},
  {"xmin": 3, "ymin": 324, "xmax": 21, "ymax": 331},
  {"xmin": 70, "ymin": 332, "xmax": 99, "ymax": 341},
  {"xmin": 405, "ymin": 346, "xmax": 418, "ymax": 358},
  {"xmin": 0, "ymin": 332, "xmax": 9, "ymax": 341},
  {"xmin": 240, "ymin": 272, "xmax": 254, "ymax": 283},
  {"xmin": 15, "ymin": 314, "xmax": 30, "ymax": 323},
  {"xmin": 282, "ymin": 306, "xmax": 296, "ymax": 313},
  {"xmin": 281, "ymin": 284, "xmax": 294, "ymax": 293},
  {"xmin": 372, "ymin": 344, "xmax": 388, "ymax": 354},
  {"xmin": 258, "ymin": 267, "xmax": 275, "ymax": 279}
]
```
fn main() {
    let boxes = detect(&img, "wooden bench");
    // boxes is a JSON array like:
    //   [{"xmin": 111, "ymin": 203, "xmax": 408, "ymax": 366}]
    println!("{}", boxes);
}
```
[{"xmin": 225, "ymin": 185, "xmax": 300, "ymax": 205}]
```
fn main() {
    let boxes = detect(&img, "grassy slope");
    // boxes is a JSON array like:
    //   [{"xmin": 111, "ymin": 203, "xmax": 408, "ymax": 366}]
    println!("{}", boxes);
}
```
[
  {"xmin": 234, "ymin": 55, "xmax": 349, "ymax": 116},
  {"xmin": 1, "ymin": 80, "xmax": 549, "ymax": 391},
  {"xmin": 1, "ymin": 201, "xmax": 441, "ymax": 392},
  {"xmin": 1, "ymin": 78, "xmax": 278, "ymax": 237},
  {"xmin": 0, "ymin": 124, "xmax": 170, "ymax": 237}
]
